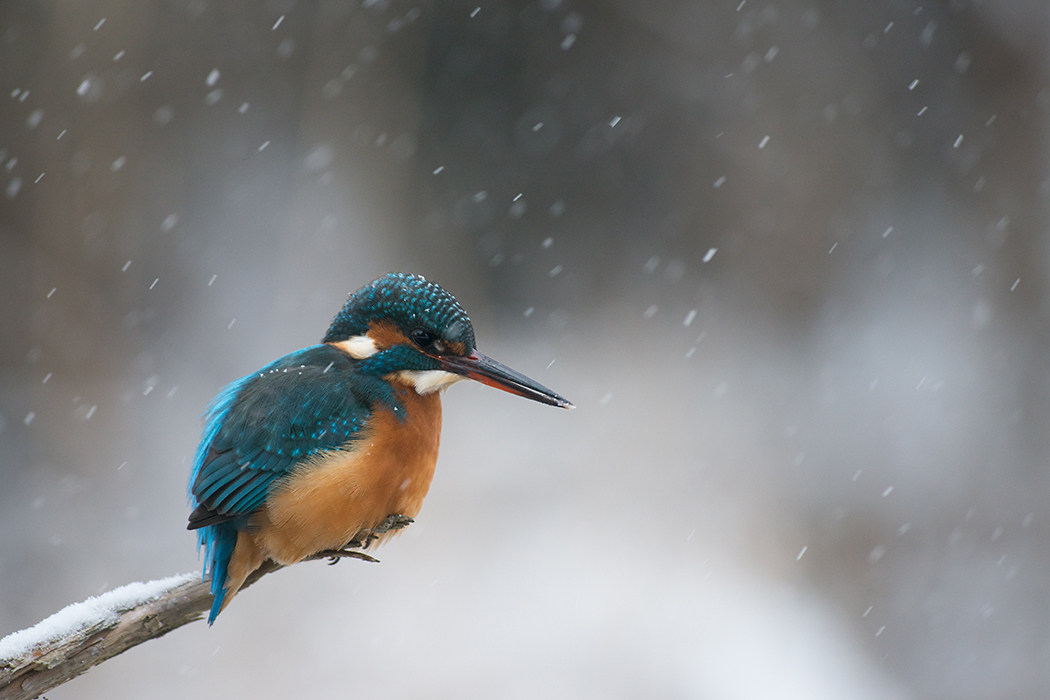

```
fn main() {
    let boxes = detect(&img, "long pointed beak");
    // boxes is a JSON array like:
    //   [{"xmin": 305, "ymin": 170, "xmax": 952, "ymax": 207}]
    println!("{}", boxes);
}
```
[{"xmin": 439, "ymin": 350, "xmax": 574, "ymax": 409}]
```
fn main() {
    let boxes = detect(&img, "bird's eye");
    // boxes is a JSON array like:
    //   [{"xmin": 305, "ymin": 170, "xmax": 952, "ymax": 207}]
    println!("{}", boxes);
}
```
[{"xmin": 410, "ymin": 329, "xmax": 434, "ymax": 348}]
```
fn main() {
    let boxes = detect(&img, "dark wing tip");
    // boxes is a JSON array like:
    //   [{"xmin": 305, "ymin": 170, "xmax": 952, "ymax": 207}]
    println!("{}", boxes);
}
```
[{"xmin": 187, "ymin": 503, "xmax": 234, "ymax": 530}]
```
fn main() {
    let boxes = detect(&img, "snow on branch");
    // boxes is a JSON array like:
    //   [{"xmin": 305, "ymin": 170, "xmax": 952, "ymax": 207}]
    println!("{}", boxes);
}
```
[
  {"xmin": 0, "ymin": 517, "xmax": 411, "ymax": 699},
  {"xmin": 0, "ymin": 530, "xmax": 405, "ymax": 700},
  {"xmin": 0, "ymin": 574, "xmax": 198, "ymax": 662},
  {"xmin": 0, "ymin": 571, "xmax": 216, "ymax": 700}
]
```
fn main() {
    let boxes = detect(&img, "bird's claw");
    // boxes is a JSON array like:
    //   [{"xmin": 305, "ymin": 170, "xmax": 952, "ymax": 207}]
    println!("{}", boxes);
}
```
[
  {"xmin": 322, "ymin": 549, "xmax": 381, "ymax": 565},
  {"xmin": 374, "ymin": 513, "xmax": 414, "ymax": 534},
  {"xmin": 345, "ymin": 513, "xmax": 414, "ymax": 550},
  {"xmin": 319, "ymin": 514, "xmax": 414, "ymax": 565}
]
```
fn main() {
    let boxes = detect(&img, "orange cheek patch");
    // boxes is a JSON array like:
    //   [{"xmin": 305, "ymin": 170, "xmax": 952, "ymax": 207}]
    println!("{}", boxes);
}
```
[
  {"xmin": 368, "ymin": 320, "xmax": 411, "ymax": 349},
  {"xmin": 443, "ymin": 340, "xmax": 467, "ymax": 356}
]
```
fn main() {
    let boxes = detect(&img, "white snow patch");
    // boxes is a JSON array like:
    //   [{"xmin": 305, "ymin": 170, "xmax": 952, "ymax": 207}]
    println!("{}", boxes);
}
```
[{"xmin": 0, "ymin": 573, "xmax": 197, "ymax": 661}]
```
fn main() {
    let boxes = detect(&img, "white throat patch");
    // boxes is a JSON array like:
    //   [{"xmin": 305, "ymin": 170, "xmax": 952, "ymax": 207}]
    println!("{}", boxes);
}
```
[{"xmin": 397, "ymin": 370, "xmax": 465, "ymax": 395}]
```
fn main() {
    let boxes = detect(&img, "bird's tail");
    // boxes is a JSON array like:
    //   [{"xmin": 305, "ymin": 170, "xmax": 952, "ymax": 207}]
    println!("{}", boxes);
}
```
[
  {"xmin": 199, "ymin": 522, "xmax": 267, "ymax": 624},
  {"xmin": 198, "ymin": 522, "xmax": 237, "ymax": 624}
]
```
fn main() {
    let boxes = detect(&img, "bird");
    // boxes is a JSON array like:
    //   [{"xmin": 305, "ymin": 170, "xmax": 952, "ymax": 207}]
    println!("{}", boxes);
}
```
[{"xmin": 187, "ymin": 272, "xmax": 572, "ymax": 623}]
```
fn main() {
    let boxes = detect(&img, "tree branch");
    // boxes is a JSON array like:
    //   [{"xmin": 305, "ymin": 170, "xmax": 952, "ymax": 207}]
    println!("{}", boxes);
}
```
[{"xmin": 0, "ymin": 516, "xmax": 412, "ymax": 700}]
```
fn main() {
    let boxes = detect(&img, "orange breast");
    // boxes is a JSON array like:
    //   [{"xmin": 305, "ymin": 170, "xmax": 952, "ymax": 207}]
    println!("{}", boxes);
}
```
[{"xmin": 250, "ymin": 382, "xmax": 442, "ymax": 565}]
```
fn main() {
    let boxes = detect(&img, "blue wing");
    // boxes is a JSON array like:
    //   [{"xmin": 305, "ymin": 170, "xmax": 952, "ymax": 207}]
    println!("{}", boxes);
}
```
[
  {"xmin": 187, "ymin": 344, "xmax": 395, "ymax": 527},
  {"xmin": 187, "ymin": 343, "xmax": 400, "ymax": 622}
]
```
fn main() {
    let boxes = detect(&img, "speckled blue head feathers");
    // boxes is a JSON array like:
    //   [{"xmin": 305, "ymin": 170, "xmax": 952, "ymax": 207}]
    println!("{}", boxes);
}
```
[{"xmin": 322, "ymin": 273, "xmax": 476, "ymax": 350}]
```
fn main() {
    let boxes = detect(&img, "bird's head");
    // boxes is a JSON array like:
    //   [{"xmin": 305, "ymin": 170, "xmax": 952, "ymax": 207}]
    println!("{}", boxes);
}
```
[{"xmin": 323, "ymin": 273, "xmax": 573, "ymax": 409}]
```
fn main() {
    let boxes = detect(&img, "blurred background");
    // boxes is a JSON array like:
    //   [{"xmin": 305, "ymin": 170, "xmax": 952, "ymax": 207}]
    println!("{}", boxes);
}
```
[{"xmin": 2, "ymin": 0, "xmax": 1049, "ymax": 697}]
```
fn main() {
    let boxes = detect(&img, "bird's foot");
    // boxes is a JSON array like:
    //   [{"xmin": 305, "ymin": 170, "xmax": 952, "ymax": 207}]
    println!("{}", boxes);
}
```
[
  {"xmin": 342, "ymin": 513, "xmax": 414, "ymax": 550},
  {"xmin": 374, "ymin": 513, "xmax": 415, "ymax": 534},
  {"xmin": 320, "ymin": 549, "xmax": 381, "ymax": 566},
  {"xmin": 320, "ymin": 514, "xmax": 415, "ymax": 565}
]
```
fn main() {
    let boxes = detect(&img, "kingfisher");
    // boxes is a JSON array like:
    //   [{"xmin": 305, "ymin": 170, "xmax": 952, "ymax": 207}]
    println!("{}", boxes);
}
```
[{"xmin": 188, "ymin": 272, "xmax": 572, "ymax": 623}]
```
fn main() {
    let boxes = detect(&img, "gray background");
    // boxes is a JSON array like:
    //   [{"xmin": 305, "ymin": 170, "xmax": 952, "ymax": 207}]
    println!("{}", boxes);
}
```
[{"xmin": 2, "ymin": 0, "xmax": 1049, "ymax": 697}]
